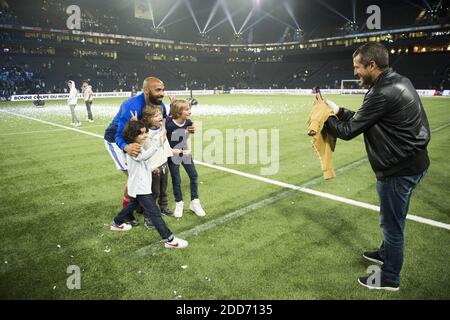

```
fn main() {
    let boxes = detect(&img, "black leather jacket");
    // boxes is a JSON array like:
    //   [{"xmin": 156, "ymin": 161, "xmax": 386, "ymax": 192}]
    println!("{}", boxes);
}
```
[{"xmin": 326, "ymin": 68, "xmax": 430, "ymax": 178}]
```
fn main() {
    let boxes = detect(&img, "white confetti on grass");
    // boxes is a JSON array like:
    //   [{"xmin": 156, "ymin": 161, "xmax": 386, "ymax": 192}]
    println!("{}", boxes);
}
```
[
  {"xmin": 2, "ymin": 102, "xmax": 276, "ymax": 118},
  {"xmin": 191, "ymin": 104, "xmax": 272, "ymax": 116},
  {"xmin": 181, "ymin": 265, "xmax": 188, "ymax": 269},
  {"xmin": 104, "ymin": 246, "xmax": 111, "ymax": 253}
]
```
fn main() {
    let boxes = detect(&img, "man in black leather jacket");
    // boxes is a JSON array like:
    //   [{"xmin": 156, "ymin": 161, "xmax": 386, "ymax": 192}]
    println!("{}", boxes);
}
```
[{"xmin": 323, "ymin": 42, "xmax": 430, "ymax": 291}]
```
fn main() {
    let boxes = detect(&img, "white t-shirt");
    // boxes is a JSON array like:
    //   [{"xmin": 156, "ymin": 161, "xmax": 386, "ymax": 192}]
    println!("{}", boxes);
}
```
[
  {"xmin": 143, "ymin": 127, "xmax": 173, "ymax": 170},
  {"xmin": 83, "ymin": 85, "xmax": 93, "ymax": 102},
  {"xmin": 67, "ymin": 82, "xmax": 78, "ymax": 105},
  {"xmin": 126, "ymin": 145, "xmax": 158, "ymax": 198}
]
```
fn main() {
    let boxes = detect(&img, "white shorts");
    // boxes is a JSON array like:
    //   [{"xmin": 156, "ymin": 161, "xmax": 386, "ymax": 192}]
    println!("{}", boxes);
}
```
[{"xmin": 104, "ymin": 140, "xmax": 127, "ymax": 171}]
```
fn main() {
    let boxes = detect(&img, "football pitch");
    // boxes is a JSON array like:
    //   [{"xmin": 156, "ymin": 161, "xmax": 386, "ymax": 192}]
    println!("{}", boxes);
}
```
[{"xmin": 0, "ymin": 94, "xmax": 449, "ymax": 299}]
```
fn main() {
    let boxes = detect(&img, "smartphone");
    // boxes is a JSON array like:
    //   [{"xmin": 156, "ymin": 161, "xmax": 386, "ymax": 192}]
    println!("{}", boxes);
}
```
[{"xmin": 314, "ymin": 86, "xmax": 323, "ymax": 99}]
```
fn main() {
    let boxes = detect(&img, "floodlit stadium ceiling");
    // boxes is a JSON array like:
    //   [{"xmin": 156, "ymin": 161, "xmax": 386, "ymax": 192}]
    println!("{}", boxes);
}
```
[
  {"xmin": 130, "ymin": 0, "xmax": 445, "ymax": 43},
  {"xmin": 21, "ymin": 0, "xmax": 448, "ymax": 43}
]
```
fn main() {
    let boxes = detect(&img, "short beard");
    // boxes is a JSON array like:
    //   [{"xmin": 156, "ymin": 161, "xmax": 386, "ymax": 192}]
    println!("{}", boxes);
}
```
[
  {"xmin": 361, "ymin": 75, "xmax": 373, "ymax": 86},
  {"xmin": 149, "ymin": 94, "xmax": 162, "ymax": 105}
]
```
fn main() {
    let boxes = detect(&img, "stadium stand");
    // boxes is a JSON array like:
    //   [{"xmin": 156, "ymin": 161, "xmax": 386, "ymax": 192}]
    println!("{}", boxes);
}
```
[{"xmin": 0, "ymin": 0, "xmax": 449, "ymax": 99}]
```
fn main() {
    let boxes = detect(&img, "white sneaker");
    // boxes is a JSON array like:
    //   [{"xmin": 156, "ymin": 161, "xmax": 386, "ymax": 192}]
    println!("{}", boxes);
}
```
[
  {"xmin": 75, "ymin": 122, "xmax": 81, "ymax": 127},
  {"xmin": 110, "ymin": 222, "xmax": 132, "ymax": 231},
  {"xmin": 173, "ymin": 201, "xmax": 184, "ymax": 218},
  {"xmin": 88, "ymin": 119, "xmax": 94, "ymax": 123},
  {"xmin": 189, "ymin": 199, "xmax": 206, "ymax": 217},
  {"xmin": 164, "ymin": 236, "xmax": 188, "ymax": 249}
]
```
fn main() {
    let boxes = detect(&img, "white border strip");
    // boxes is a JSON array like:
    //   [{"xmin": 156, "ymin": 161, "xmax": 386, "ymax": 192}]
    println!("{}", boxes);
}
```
[
  {"xmin": 9, "ymin": 88, "xmax": 450, "ymax": 101},
  {"xmin": 1, "ymin": 109, "xmax": 449, "ymax": 231}
]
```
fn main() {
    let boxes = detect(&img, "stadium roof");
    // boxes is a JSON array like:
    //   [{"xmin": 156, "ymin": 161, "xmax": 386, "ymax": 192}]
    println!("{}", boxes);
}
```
[{"xmin": 10, "ymin": 0, "xmax": 449, "ymax": 44}]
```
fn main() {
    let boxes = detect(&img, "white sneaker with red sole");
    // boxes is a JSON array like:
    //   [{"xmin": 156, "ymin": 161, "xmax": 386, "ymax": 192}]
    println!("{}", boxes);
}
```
[
  {"xmin": 164, "ymin": 236, "xmax": 188, "ymax": 249},
  {"xmin": 110, "ymin": 222, "xmax": 132, "ymax": 231}
]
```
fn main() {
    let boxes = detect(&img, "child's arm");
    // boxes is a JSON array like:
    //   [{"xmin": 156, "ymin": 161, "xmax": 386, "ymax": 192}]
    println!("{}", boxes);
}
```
[
  {"xmin": 183, "ymin": 133, "xmax": 192, "ymax": 156},
  {"xmin": 134, "ymin": 144, "xmax": 158, "ymax": 161}
]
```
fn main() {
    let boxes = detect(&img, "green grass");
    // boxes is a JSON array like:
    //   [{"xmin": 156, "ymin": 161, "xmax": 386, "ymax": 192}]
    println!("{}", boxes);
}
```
[{"xmin": 0, "ymin": 94, "xmax": 449, "ymax": 299}]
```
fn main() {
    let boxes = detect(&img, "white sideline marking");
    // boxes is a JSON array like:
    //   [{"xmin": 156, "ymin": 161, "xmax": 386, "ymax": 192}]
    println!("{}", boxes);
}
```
[
  {"xmin": 195, "ymin": 161, "xmax": 450, "ymax": 230},
  {"xmin": 1, "ymin": 109, "xmax": 449, "ymax": 232},
  {"xmin": 137, "ymin": 158, "xmax": 372, "ymax": 255},
  {"xmin": 136, "ymin": 189, "xmax": 297, "ymax": 256},
  {"xmin": 0, "ymin": 110, "xmax": 103, "ymax": 139},
  {"xmin": 431, "ymin": 122, "xmax": 450, "ymax": 133}
]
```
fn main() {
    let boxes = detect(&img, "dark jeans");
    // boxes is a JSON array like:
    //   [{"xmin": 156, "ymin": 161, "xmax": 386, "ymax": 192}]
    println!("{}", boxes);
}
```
[
  {"xmin": 152, "ymin": 163, "xmax": 169, "ymax": 209},
  {"xmin": 168, "ymin": 156, "xmax": 198, "ymax": 202},
  {"xmin": 114, "ymin": 194, "xmax": 172, "ymax": 240},
  {"xmin": 376, "ymin": 170, "xmax": 427, "ymax": 285},
  {"xmin": 85, "ymin": 101, "xmax": 93, "ymax": 120}
]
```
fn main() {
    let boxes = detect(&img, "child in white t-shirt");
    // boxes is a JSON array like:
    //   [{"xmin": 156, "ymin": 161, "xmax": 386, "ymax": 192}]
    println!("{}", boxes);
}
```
[
  {"xmin": 142, "ymin": 106, "xmax": 174, "ymax": 228},
  {"xmin": 110, "ymin": 120, "xmax": 187, "ymax": 249}
]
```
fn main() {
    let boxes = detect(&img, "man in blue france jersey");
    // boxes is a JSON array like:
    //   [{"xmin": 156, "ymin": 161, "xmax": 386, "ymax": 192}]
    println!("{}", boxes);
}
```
[{"xmin": 104, "ymin": 77, "xmax": 174, "ymax": 217}]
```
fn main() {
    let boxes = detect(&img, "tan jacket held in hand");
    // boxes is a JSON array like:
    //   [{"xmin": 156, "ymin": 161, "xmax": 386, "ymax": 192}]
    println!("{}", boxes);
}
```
[{"xmin": 307, "ymin": 100, "xmax": 338, "ymax": 179}]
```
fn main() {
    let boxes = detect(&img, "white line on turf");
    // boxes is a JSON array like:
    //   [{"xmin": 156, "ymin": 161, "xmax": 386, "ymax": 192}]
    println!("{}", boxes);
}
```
[
  {"xmin": 2, "ymin": 109, "xmax": 449, "ymax": 232},
  {"xmin": 136, "ymin": 189, "xmax": 297, "ymax": 255},
  {"xmin": 0, "ymin": 110, "xmax": 103, "ymax": 139},
  {"xmin": 195, "ymin": 161, "xmax": 450, "ymax": 231},
  {"xmin": 135, "ymin": 156, "xmax": 379, "ymax": 255},
  {"xmin": 431, "ymin": 122, "xmax": 450, "ymax": 133}
]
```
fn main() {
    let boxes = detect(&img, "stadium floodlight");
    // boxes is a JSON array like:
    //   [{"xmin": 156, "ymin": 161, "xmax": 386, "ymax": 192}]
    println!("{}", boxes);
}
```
[
  {"xmin": 157, "ymin": 0, "xmax": 182, "ymax": 28},
  {"xmin": 237, "ymin": 7, "xmax": 256, "ymax": 34},
  {"xmin": 283, "ymin": 1, "xmax": 301, "ymax": 30},
  {"xmin": 259, "ymin": 10, "xmax": 296, "ymax": 31},
  {"xmin": 233, "ymin": 32, "xmax": 244, "ymax": 44},
  {"xmin": 352, "ymin": 0, "xmax": 356, "ymax": 24},
  {"xmin": 294, "ymin": 29, "xmax": 304, "ymax": 41},
  {"xmin": 220, "ymin": 0, "xmax": 237, "ymax": 33},
  {"xmin": 205, "ymin": 12, "xmax": 233, "ymax": 33},
  {"xmin": 202, "ymin": 0, "xmax": 221, "ymax": 33},
  {"xmin": 184, "ymin": 0, "xmax": 202, "ymax": 33},
  {"xmin": 147, "ymin": 0, "xmax": 156, "ymax": 28},
  {"xmin": 151, "ymin": 26, "xmax": 166, "ymax": 35},
  {"xmin": 241, "ymin": 11, "xmax": 270, "ymax": 34},
  {"xmin": 317, "ymin": 0, "xmax": 352, "ymax": 22},
  {"xmin": 198, "ymin": 31, "xmax": 209, "ymax": 43}
]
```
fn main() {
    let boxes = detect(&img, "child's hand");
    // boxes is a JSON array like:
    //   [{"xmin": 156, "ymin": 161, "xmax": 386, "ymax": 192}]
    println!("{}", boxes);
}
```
[
  {"xmin": 187, "ymin": 123, "xmax": 195, "ymax": 134},
  {"xmin": 152, "ymin": 167, "xmax": 160, "ymax": 175},
  {"xmin": 183, "ymin": 149, "xmax": 192, "ymax": 156},
  {"xmin": 172, "ymin": 149, "xmax": 183, "ymax": 156},
  {"xmin": 169, "ymin": 95, "xmax": 176, "ymax": 105},
  {"xmin": 129, "ymin": 110, "xmax": 138, "ymax": 121}
]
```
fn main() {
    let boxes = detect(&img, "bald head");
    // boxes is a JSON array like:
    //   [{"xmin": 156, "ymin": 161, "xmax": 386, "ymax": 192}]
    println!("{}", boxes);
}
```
[
  {"xmin": 142, "ymin": 76, "xmax": 165, "ymax": 105},
  {"xmin": 143, "ymin": 77, "xmax": 163, "ymax": 90}
]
